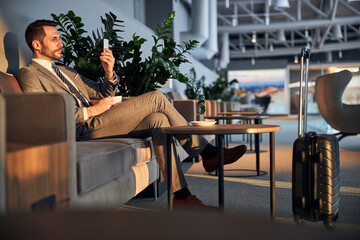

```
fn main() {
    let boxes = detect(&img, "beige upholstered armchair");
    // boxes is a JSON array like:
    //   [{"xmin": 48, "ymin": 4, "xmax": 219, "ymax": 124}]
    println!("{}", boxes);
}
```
[{"xmin": 315, "ymin": 70, "xmax": 360, "ymax": 140}]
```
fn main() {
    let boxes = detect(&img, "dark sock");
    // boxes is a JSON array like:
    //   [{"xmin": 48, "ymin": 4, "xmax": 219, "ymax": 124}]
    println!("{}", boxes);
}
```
[
  {"xmin": 200, "ymin": 143, "xmax": 218, "ymax": 160},
  {"xmin": 174, "ymin": 187, "xmax": 191, "ymax": 200}
]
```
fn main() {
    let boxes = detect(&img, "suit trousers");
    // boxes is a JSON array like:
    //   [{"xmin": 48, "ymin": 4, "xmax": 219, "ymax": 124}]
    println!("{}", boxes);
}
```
[{"xmin": 78, "ymin": 91, "xmax": 208, "ymax": 192}]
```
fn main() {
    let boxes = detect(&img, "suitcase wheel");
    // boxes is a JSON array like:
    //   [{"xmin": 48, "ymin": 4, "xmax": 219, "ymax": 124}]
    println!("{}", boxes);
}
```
[
  {"xmin": 293, "ymin": 215, "xmax": 305, "ymax": 225},
  {"xmin": 324, "ymin": 219, "xmax": 336, "ymax": 231}
]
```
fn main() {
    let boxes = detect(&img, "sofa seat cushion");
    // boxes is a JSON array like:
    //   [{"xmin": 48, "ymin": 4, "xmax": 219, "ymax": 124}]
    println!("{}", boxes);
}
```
[{"xmin": 76, "ymin": 138, "xmax": 154, "ymax": 194}]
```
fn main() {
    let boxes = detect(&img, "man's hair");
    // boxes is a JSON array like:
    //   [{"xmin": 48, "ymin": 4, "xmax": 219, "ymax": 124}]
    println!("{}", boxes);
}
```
[{"xmin": 25, "ymin": 19, "xmax": 58, "ymax": 52}]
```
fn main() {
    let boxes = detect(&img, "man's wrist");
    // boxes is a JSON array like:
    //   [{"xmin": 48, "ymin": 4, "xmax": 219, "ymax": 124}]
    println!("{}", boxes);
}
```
[
  {"xmin": 105, "ymin": 71, "xmax": 115, "ymax": 80},
  {"xmin": 86, "ymin": 105, "xmax": 97, "ymax": 118}
]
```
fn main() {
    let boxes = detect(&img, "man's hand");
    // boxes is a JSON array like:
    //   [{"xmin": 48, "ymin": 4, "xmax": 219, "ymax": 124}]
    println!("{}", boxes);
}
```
[
  {"xmin": 100, "ymin": 48, "xmax": 115, "ymax": 79},
  {"xmin": 86, "ymin": 96, "xmax": 114, "ymax": 118}
]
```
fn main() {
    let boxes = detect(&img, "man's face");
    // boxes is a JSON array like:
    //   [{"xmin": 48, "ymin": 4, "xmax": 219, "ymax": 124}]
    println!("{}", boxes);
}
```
[{"xmin": 36, "ymin": 26, "xmax": 63, "ymax": 61}]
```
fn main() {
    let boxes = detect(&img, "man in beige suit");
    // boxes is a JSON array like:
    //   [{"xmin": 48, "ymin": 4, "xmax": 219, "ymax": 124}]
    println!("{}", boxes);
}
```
[{"xmin": 18, "ymin": 20, "xmax": 247, "ymax": 208}]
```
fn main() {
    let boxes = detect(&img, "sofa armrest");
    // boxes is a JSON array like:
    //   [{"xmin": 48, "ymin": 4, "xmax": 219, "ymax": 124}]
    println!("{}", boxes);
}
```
[
  {"xmin": 3, "ymin": 93, "xmax": 77, "ymax": 204},
  {"xmin": 4, "ymin": 93, "xmax": 75, "ymax": 144},
  {"xmin": 172, "ymin": 99, "xmax": 197, "ymax": 122}
]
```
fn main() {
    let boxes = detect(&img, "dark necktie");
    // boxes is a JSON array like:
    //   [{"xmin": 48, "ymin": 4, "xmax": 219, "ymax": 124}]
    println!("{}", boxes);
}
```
[{"xmin": 51, "ymin": 63, "xmax": 92, "ymax": 107}]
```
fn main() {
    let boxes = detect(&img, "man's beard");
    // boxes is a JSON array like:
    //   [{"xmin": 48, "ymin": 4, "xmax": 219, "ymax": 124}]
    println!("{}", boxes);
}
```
[{"xmin": 41, "ymin": 46, "xmax": 62, "ymax": 60}]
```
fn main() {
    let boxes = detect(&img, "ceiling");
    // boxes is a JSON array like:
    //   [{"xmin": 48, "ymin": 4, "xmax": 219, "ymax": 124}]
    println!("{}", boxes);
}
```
[{"xmin": 216, "ymin": 0, "xmax": 360, "ymax": 63}]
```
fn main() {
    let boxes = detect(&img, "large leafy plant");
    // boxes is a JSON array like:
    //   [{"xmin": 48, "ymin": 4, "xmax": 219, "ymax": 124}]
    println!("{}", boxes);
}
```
[
  {"xmin": 186, "ymin": 69, "xmax": 238, "ymax": 102},
  {"xmin": 51, "ymin": 11, "xmax": 124, "ymax": 80},
  {"xmin": 185, "ymin": 67, "xmax": 206, "ymax": 113},
  {"xmin": 203, "ymin": 75, "xmax": 238, "ymax": 101},
  {"xmin": 117, "ymin": 11, "xmax": 199, "ymax": 96},
  {"xmin": 51, "ymin": 10, "xmax": 205, "ymax": 112}
]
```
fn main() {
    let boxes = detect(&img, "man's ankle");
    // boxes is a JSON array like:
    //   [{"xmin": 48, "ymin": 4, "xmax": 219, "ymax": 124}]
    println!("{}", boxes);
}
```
[
  {"xmin": 200, "ymin": 143, "xmax": 218, "ymax": 160},
  {"xmin": 173, "ymin": 187, "xmax": 191, "ymax": 200}
]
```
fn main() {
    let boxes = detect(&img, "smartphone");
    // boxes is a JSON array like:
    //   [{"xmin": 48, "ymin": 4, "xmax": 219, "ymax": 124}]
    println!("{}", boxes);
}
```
[{"xmin": 103, "ymin": 39, "xmax": 109, "ymax": 51}]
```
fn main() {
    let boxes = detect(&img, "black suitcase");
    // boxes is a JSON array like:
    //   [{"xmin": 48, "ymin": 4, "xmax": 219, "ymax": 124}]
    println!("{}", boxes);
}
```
[{"xmin": 292, "ymin": 47, "xmax": 340, "ymax": 230}]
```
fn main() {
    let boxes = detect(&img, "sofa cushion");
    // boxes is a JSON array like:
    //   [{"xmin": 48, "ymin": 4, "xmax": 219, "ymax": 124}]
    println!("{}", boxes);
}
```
[
  {"xmin": 76, "ymin": 138, "xmax": 154, "ymax": 194},
  {"xmin": 0, "ymin": 71, "xmax": 22, "ymax": 93}
]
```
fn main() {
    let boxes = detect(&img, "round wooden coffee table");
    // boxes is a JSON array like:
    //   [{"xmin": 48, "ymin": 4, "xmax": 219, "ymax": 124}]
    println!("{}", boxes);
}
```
[{"xmin": 162, "ymin": 124, "xmax": 281, "ymax": 219}]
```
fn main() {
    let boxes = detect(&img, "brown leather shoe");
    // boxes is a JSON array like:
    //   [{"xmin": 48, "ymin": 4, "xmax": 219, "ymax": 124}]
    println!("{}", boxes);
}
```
[
  {"xmin": 173, "ymin": 195, "xmax": 217, "ymax": 210},
  {"xmin": 202, "ymin": 144, "xmax": 247, "ymax": 172}
]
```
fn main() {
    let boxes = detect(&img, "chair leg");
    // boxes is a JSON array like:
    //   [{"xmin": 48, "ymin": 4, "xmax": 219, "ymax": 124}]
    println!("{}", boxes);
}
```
[
  {"xmin": 335, "ymin": 132, "xmax": 358, "ymax": 141},
  {"xmin": 153, "ymin": 181, "xmax": 158, "ymax": 200}
]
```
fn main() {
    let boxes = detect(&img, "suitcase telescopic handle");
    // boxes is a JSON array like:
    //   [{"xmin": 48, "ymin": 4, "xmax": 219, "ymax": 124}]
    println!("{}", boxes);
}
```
[
  {"xmin": 298, "ymin": 47, "xmax": 311, "ymax": 137},
  {"xmin": 301, "ymin": 46, "xmax": 311, "ymax": 59}
]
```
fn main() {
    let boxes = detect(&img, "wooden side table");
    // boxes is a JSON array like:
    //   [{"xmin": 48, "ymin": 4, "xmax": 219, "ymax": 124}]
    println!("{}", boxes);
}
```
[{"xmin": 162, "ymin": 124, "xmax": 280, "ymax": 219}]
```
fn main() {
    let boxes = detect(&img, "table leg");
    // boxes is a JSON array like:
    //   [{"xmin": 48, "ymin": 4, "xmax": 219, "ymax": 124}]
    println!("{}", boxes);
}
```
[
  {"xmin": 249, "ymin": 120, "xmax": 253, "ymax": 151},
  {"xmin": 225, "ymin": 120, "xmax": 230, "ymax": 148},
  {"xmin": 249, "ymin": 137, "xmax": 253, "ymax": 150},
  {"xmin": 166, "ymin": 134, "xmax": 173, "ymax": 212},
  {"xmin": 254, "ymin": 118, "xmax": 260, "ymax": 176},
  {"xmin": 242, "ymin": 120, "xmax": 245, "ymax": 141},
  {"xmin": 270, "ymin": 132, "xmax": 275, "ymax": 219},
  {"xmin": 214, "ymin": 129, "xmax": 219, "ymax": 177},
  {"xmin": 255, "ymin": 133, "xmax": 260, "ymax": 175},
  {"xmin": 218, "ymin": 134, "xmax": 224, "ymax": 210},
  {"xmin": 259, "ymin": 119, "xmax": 263, "ymax": 142}
]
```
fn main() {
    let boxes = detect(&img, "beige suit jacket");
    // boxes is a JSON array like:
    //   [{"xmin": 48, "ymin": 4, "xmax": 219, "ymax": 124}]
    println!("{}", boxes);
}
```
[{"xmin": 17, "ymin": 61, "xmax": 119, "ymax": 132}]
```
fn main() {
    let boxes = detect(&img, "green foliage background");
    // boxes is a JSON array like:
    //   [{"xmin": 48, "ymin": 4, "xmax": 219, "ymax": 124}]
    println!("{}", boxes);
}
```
[
  {"xmin": 185, "ymin": 67, "xmax": 238, "ymax": 103},
  {"xmin": 51, "ymin": 11, "xmax": 202, "ymax": 100}
]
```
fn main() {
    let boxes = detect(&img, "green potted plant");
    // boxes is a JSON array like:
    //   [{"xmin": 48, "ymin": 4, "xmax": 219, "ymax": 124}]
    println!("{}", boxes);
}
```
[
  {"xmin": 117, "ymin": 12, "xmax": 199, "ymax": 97},
  {"xmin": 51, "ymin": 11, "xmax": 124, "ymax": 80},
  {"xmin": 185, "ymin": 69, "xmax": 239, "ymax": 102},
  {"xmin": 51, "ymin": 10, "xmax": 205, "ymax": 112},
  {"xmin": 185, "ymin": 67, "xmax": 206, "ymax": 113},
  {"xmin": 203, "ymin": 74, "xmax": 239, "ymax": 101}
]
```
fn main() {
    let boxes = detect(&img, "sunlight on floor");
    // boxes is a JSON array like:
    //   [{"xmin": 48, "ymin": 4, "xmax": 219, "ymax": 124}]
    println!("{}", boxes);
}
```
[{"xmin": 185, "ymin": 173, "xmax": 360, "ymax": 197}]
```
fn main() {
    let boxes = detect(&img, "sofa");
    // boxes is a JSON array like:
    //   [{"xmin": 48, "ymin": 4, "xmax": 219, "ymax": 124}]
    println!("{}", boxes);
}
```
[{"xmin": 0, "ymin": 71, "xmax": 159, "ymax": 214}]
